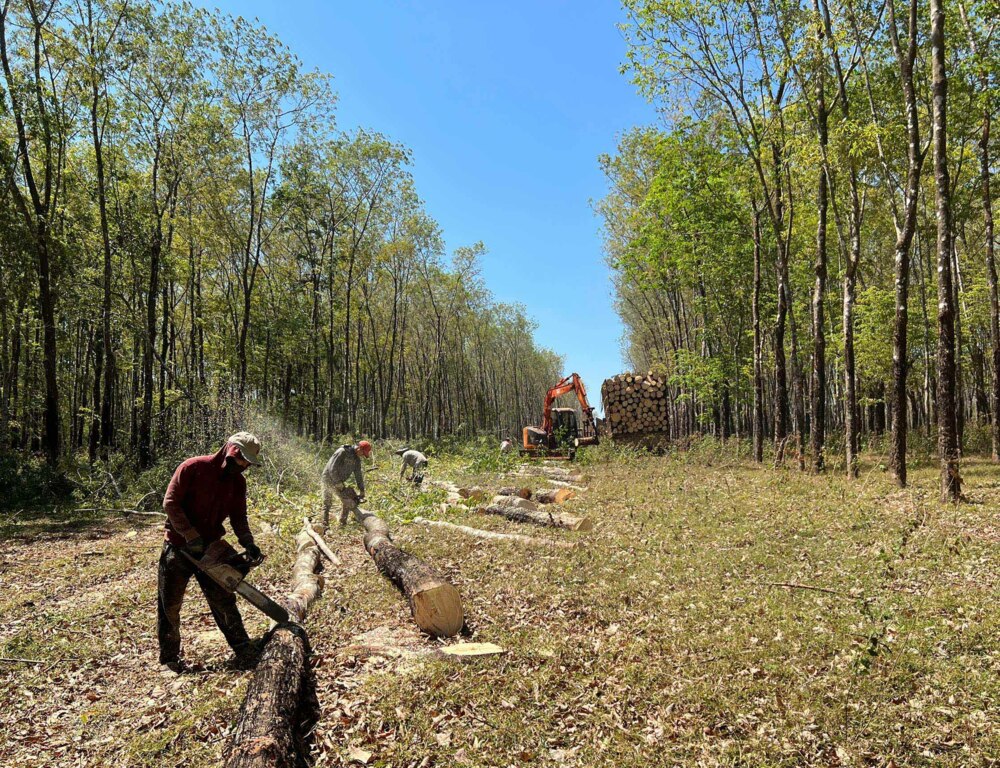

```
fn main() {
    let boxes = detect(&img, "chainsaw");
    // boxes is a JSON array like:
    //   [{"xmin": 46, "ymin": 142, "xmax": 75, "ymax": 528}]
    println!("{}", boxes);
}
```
[{"xmin": 178, "ymin": 539, "xmax": 290, "ymax": 624}]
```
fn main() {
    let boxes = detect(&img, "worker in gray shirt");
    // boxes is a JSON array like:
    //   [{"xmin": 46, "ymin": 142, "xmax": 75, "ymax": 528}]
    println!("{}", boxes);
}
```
[
  {"xmin": 321, "ymin": 441, "xmax": 372, "ymax": 526},
  {"xmin": 397, "ymin": 448, "xmax": 428, "ymax": 483}
]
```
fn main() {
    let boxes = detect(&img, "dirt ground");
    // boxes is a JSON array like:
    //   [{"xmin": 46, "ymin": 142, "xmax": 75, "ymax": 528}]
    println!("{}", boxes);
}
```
[{"xmin": 1, "ymin": 444, "xmax": 998, "ymax": 767}]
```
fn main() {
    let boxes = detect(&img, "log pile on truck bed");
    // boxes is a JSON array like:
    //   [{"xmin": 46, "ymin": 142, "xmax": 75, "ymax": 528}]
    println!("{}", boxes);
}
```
[{"xmin": 602, "ymin": 372, "xmax": 670, "ymax": 447}]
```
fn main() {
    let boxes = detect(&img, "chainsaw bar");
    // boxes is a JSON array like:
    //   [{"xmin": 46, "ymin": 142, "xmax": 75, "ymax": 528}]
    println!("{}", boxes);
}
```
[{"xmin": 235, "ymin": 581, "xmax": 290, "ymax": 624}]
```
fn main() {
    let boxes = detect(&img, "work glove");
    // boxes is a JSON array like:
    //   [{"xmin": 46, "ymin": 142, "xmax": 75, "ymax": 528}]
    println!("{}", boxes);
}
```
[
  {"xmin": 357, "ymin": 495, "xmax": 366, "ymax": 505},
  {"xmin": 184, "ymin": 536, "xmax": 206, "ymax": 559},
  {"xmin": 243, "ymin": 542, "xmax": 263, "ymax": 565}
]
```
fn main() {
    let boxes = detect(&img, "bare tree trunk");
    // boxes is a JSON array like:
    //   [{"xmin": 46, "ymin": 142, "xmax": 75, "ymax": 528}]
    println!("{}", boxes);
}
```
[
  {"xmin": 931, "ymin": 0, "xmax": 961, "ymax": 501},
  {"xmin": 812, "ymin": 100, "xmax": 828, "ymax": 473},
  {"xmin": 752, "ymin": 206, "xmax": 764, "ymax": 462},
  {"xmin": 887, "ymin": 0, "xmax": 923, "ymax": 487}
]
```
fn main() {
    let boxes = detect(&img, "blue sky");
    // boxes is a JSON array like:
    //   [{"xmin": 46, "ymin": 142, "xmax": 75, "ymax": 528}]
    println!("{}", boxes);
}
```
[{"xmin": 202, "ymin": 1, "xmax": 658, "ymax": 412}]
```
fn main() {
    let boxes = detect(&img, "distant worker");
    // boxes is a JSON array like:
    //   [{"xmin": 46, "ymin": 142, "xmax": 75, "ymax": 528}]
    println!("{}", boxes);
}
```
[
  {"xmin": 159, "ymin": 432, "xmax": 264, "ymax": 673},
  {"xmin": 321, "ymin": 440, "xmax": 372, "ymax": 526},
  {"xmin": 397, "ymin": 448, "xmax": 428, "ymax": 483},
  {"xmin": 500, "ymin": 439, "xmax": 514, "ymax": 454}
]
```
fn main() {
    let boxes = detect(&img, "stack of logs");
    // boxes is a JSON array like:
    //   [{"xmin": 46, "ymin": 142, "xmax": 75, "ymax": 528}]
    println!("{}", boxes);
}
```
[{"xmin": 602, "ymin": 372, "xmax": 670, "ymax": 437}]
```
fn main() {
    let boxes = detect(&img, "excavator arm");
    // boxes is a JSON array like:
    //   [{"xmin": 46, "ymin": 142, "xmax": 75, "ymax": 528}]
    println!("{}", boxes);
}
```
[{"xmin": 540, "ymin": 373, "xmax": 598, "ymax": 437}]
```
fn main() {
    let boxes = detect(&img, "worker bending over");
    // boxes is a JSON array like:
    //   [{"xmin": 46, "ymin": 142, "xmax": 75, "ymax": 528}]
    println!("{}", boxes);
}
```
[
  {"xmin": 321, "ymin": 440, "xmax": 372, "ymax": 526},
  {"xmin": 159, "ymin": 432, "xmax": 264, "ymax": 673},
  {"xmin": 397, "ymin": 448, "xmax": 428, "ymax": 483}
]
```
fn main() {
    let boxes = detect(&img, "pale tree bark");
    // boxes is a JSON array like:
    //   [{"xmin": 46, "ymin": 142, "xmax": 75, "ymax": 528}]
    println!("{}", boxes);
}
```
[
  {"xmin": 752, "ymin": 204, "xmax": 765, "ymax": 463},
  {"xmin": 881, "ymin": 0, "xmax": 924, "ymax": 488},
  {"xmin": 930, "ymin": 0, "xmax": 961, "ymax": 501}
]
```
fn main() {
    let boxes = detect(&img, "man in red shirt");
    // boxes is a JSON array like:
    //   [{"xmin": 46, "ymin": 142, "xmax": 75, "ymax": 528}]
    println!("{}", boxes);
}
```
[{"xmin": 158, "ymin": 432, "xmax": 264, "ymax": 673}]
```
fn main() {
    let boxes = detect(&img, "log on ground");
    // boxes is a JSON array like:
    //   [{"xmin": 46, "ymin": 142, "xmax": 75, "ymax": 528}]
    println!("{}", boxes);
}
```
[
  {"xmin": 224, "ymin": 525, "xmax": 324, "ymax": 768},
  {"xmin": 534, "ymin": 488, "xmax": 576, "ymax": 504},
  {"xmin": 497, "ymin": 486, "xmax": 533, "ymax": 499},
  {"xmin": 479, "ymin": 497, "xmax": 592, "ymax": 532},
  {"xmin": 413, "ymin": 516, "xmax": 577, "ymax": 549},
  {"xmin": 358, "ymin": 510, "xmax": 464, "ymax": 638}
]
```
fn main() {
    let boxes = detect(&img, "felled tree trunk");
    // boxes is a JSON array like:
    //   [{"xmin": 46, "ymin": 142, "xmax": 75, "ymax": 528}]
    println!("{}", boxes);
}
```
[
  {"xmin": 497, "ymin": 486, "xmax": 533, "ymax": 499},
  {"xmin": 534, "ymin": 488, "xmax": 576, "ymax": 504},
  {"xmin": 497, "ymin": 486, "xmax": 574, "ymax": 504},
  {"xmin": 224, "ymin": 525, "xmax": 325, "ymax": 768},
  {"xmin": 428, "ymin": 479, "xmax": 488, "ymax": 503},
  {"xmin": 358, "ymin": 510, "xmax": 464, "ymax": 638},
  {"xmin": 480, "ymin": 496, "xmax": 592, "ymax": 532},
  {"xmin": 413, "ymin": 516, "xmax": 577, "ymax": 549}
]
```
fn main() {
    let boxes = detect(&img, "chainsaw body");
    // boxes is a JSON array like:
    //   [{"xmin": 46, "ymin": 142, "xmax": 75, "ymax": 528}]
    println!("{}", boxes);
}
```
[{"xmin": 179, "ymin": 539, "xmax": 290, "ymax": 623}]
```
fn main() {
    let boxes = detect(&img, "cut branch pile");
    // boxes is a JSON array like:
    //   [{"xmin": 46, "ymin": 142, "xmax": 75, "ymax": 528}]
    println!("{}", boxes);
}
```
[
  {"xmin": 479, "ymin": 495, "xmax": 592, "ymax": 532},
  {"xmin": 224, "ymin": 522, "xmax": 327, "ymax": 768},
  {"xmin": 358, "ymin": 509, "xmax": 464, "ymax": 638},
  {"xmin": 602, "ymin": 372, "xmax": 670, "ymax": 436}
]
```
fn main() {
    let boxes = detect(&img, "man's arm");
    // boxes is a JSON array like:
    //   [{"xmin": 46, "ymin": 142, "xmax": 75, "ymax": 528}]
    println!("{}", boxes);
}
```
[
  {"xmin": 229, "ymin": 476, "xmax": 254, "ymax": 547},
  {"xmin": 163, "ymin": 463, "xmax": 198, "ymax": 542}
]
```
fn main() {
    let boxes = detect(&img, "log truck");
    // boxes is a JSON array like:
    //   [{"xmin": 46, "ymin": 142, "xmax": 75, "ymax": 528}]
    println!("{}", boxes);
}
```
[{"xmin": 522, "ymin": 372, "xmax": 599, "ymax": 459}]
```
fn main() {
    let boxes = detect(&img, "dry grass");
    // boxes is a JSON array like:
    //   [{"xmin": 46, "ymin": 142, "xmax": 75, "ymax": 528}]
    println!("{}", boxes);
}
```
[{"xmin": 1, "ymin": 441, "xmax": 997, "ymax": 766}]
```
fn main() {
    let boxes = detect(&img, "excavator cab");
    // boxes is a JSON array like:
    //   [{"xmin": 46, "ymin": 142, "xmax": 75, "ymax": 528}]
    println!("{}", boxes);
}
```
[{"xmin": 551, "ymin": 407, "xmax": 579, "ymax": 445}]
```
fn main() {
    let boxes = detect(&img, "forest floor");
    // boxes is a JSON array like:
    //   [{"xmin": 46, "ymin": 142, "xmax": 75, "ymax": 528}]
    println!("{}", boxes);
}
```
[{"xmin": 1, "ymin": 439, "xmax": 998, "ymax": 767}]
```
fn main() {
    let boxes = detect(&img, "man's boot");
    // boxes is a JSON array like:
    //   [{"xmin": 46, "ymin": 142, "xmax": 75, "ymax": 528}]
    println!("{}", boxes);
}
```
[
  {"xmin": 228, "ymin": 639, "xmax": 263, "ymax": 670},
  {"xmin": 159, "ymin": 658, "xmax": 187, "ymax": 675}
]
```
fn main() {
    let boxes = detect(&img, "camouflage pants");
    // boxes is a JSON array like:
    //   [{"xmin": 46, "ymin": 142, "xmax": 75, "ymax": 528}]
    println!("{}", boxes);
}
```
[
  {"xmin": 322, "ymin": 482, "xmax": 361, "ymax": 526},
  {"xmin": 156, "ymin": 542, "xmax": 251, "ymax": 664}
]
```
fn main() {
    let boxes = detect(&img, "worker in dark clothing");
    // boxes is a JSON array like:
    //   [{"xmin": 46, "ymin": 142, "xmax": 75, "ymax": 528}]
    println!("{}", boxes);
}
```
[
  {"xmin": 321, "ymin": 440, "xmax": 372, "ymax": 526},
  {"xmin": 158, "ymin": 432, "xmax": 264, "ymax": 673}
]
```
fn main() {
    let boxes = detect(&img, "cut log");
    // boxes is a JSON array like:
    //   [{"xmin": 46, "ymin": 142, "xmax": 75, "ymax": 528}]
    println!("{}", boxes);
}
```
[
  {"xmin": 413, "ymin": 516, "xmax": 577, "ymax": 549},
  {"xmin": 224, "ymin": 525, "xmax": 324, "ymax": 768},
  {"xmin": 534, "ymin": 488, "xmax": 575, "ymax": 504},
  {"xmin": 358, "ymin": 510, "xmax": 464, "ymax": 638},
  {"xmin": 428, "ymin": 479, "xmax": 487, "ymax": 503},
  {"xmin": 543, "ymin": 478, "xmax": 588, "ymax": 492},
  {"xmin": 479, "ymin": 500, "xmax": 592, "ymax": 532},
  {"xmin": 497, "ymin": 486, "xmax": 533, "ymax": 499},
  {"xmin": 458, "ymin": 486, "xmax": 489, "ymax": 503}
]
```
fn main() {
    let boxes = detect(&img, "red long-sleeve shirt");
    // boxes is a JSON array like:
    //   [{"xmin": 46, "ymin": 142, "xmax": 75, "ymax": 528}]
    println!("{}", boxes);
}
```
[{"xmin": 162, "ymin": 443, "xmax": 253, "ymax": 547}]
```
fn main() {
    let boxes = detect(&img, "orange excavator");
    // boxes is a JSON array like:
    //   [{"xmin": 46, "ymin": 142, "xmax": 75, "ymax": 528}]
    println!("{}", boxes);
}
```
[{"xmin": 522, "ymin": 373, "xmax": 599, "ymax": 459}]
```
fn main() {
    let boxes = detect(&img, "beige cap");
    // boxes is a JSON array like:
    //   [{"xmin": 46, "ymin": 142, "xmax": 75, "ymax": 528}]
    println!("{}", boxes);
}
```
[{"xmin": 227, "ymin": 432, "xmax": 262, "ymax": 465}]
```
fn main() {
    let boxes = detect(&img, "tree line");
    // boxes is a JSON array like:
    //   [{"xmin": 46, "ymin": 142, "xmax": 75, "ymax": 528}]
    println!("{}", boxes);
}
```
[
  {"xmin": 0, "ymin": 0, "xmax": 561, "ymax": 469},
  {"xmin": 601, "ymin": 0, "xmax": 997, "ymax": 499}
]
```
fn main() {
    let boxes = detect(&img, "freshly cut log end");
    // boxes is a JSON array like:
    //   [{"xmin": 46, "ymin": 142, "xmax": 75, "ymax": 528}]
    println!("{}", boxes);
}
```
[{"xmin": 411, "ymin": 583, "xmax": 465, "ymax": 638}]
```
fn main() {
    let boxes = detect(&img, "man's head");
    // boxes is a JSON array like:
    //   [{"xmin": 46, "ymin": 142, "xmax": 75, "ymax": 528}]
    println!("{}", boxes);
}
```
[
  {"xmin": 355, "ymin": 440, "xmax": 372, "ymax": 458},
  {"xmin": 227, "ymin": 432, "xmax": 262, "ymax": 467}
]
